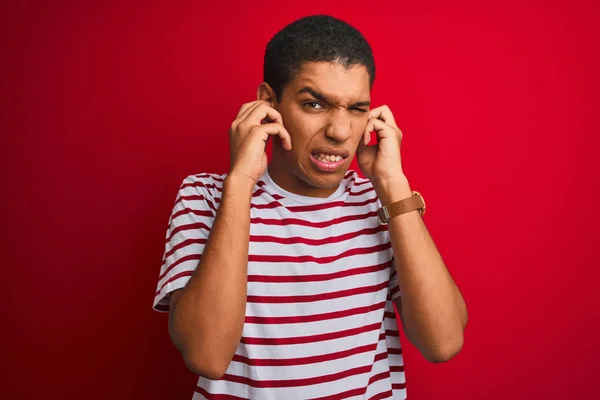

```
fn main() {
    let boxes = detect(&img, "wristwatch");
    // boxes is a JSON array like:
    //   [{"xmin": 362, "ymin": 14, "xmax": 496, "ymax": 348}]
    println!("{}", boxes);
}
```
[{"xmin": 378, "ymin": 191, "xmax": 426, "ymax": 223}]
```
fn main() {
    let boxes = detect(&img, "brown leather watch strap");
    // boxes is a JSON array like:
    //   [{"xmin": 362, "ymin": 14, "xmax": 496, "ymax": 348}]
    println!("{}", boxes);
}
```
[{"xmin": 378, "ymin": 191, "xmax": 426, "ymax": 223}]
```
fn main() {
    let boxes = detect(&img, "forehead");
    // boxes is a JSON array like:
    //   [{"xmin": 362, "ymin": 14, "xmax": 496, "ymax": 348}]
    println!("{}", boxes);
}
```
[{"xmin": 287, "ymin": 62, "xmax": 371, "ymax": 102}]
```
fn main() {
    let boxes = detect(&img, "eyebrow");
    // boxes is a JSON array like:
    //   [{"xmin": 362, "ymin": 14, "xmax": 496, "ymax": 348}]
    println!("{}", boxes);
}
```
[{"xmin": 298, "ymin": 87, "xmax": 370, "ymax": 108}]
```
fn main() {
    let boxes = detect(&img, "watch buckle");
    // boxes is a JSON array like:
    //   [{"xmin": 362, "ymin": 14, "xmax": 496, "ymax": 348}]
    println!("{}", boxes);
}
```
[{"xmin": 378, "ymin": 206, "xmax": 390, "ymax": 224}]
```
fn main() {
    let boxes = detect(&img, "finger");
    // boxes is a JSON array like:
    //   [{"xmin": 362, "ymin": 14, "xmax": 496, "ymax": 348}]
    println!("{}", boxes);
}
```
[
  {"xmin": 234, "ymin": 102, "xmax": 273, "ymax": 134},
  {"xmin": 357, "ymin": 130, "xmax": 371, "ymax": 154},
  {"xmin": 370, "ymin": 118, "xmax": 396, "ymax": 135},
  {"xmin": 363, "ymin": 118, "xmax": 374, "ymax": 146},
  {"xmin": 365, "ymin": 118, "xmax": 399, "ymax": 144},
  {"xmin": 369, "ymin": 105, "xmax": 397, "ymax": 128},
  {"xmin": 246, "ymin": 103, "xmax": 284, "ymax": 126},
  {"xmin": 231, "ymin": 101, "xmax": 263, "ymax": 133},
  {"xmin": 362, "ymin": 129, "xmax": 371, "ymax": 146},
  {"xmin": 236, "ymin": 100, "xmax": 267, "ymax": 123},
  {"xmin": 250, "ymin": 123, "xmax": 292, "ymax": 150},
  {"xmin": 364, "ymin": 116, "xmax": 388, "ymax": 138},
  {"xmin": 235, "ymin": 101, "xmax": 256, "ymax": 118}
]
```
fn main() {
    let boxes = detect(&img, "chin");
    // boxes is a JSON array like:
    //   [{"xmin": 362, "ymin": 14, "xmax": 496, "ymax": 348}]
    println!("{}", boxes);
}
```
[{"xmin": 298, "ymin": 166, "xmax": 349, "ymax": 189}]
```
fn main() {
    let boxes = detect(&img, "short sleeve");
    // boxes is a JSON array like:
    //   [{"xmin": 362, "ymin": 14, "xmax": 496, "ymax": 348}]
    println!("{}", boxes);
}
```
[
  {"xmin": 152, "ymin": 174, "xmax": 218, "ymax": 312},
  {"xmin": 388, "ymin": 259, "xmax": 401, "ymax": 301}
]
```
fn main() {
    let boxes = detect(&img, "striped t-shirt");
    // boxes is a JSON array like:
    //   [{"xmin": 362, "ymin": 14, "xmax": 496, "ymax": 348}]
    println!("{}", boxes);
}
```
[{"xmin": 153, "ymin": 169, "xmax": 406, "ymax": 399}]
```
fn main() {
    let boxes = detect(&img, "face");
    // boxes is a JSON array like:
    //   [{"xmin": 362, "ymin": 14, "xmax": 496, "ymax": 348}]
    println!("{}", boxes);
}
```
[{"xmin": 263, "ymin": 61, "xmax": 371, "ymax": 198}]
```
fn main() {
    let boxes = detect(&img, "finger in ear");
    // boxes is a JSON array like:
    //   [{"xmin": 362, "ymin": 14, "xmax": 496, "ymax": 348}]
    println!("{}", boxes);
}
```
[{"xmin": 363, "ymin": 119, "xmax": 374, "ymax": 145}]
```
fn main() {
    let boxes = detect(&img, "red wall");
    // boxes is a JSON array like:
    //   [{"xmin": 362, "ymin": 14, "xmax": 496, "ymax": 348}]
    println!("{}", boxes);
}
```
[{"xmin": 3, "ymin": 1, "xmax": 599, "ymax": 398}]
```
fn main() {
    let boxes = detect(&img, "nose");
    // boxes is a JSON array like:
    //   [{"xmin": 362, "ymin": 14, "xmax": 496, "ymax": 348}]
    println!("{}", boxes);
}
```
[{"xmin": 324, "ymin": 109, "xmax": 352, "ymax": 143}]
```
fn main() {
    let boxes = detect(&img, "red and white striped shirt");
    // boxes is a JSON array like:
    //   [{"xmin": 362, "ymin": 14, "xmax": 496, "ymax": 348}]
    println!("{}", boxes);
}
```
[{"xmin": 153, "ymin": 170, "xmax": 406, "ymax": 399}]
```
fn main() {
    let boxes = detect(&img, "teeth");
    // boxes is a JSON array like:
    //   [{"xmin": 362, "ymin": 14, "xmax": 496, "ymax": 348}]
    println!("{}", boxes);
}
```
[{"xmin": 316, "ymin": 153, "xmax": 343, "ymax": 162}]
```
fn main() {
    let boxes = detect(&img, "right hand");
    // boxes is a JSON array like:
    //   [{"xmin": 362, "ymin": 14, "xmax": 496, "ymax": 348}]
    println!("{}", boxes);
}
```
[{"xmin": 228, "ymin": 100, "xmax": 292, "ymax": 184}]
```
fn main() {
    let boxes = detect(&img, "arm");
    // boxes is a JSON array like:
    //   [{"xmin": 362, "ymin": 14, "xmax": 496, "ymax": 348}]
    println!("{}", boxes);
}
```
[
  {"xmin": 378, "ymin": 178, "xmax": 468, "ymax": 363},
  {"xmin": 168, "ymin": 175, "xmax": 254, "ymax": 379},
  {"xmin": 167, "ymin": 101, "xmax": 291, "ymax": 379},
  {"xmin": 357, "ymin": 105, "xmax": 467, "ymax": 363}
]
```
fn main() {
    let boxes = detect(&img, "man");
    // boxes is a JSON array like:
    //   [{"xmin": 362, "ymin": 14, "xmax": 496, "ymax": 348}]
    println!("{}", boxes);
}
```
[{"xmin": 153, "ymin": 15, "xmax": 467, "ymax": 399}]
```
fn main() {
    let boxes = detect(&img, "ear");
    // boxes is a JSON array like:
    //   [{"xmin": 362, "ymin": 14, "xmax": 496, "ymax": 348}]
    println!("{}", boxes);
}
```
[{"xmin": 257, "ymin": 82, "xmax": 277, "ymax": 107}]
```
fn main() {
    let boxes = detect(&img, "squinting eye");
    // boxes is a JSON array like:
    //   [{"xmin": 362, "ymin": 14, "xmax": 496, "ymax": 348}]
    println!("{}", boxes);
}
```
[{"xmin": 305, "ymin": 102, "xmax": 323, "ymax": 109}]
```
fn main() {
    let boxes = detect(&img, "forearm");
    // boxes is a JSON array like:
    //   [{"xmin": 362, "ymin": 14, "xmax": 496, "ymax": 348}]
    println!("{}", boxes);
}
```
[
  {"xmin": 169, "ymin": 174, "xmax": 254, "ymax": 376},
  {"xmin": 377, "ymin": 178, "xmax": 467, "ymax": 362}
]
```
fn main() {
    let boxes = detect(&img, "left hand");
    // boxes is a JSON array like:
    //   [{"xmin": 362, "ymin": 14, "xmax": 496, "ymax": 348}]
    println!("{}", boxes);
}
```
[{"xmin": 357, "ymin": 105, "xmax": 406, "ymax": 186}]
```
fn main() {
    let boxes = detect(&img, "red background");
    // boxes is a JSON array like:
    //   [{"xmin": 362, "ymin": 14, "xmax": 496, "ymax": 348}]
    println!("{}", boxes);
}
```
[{"xmin": 2, "ymin": 1, "xmax": 600, "ymax": 399}]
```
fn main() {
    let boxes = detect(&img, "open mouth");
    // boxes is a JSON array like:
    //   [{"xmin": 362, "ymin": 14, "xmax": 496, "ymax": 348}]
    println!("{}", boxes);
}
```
[
  {"xmin": 310, "ymin": 149, "xmax": 349, "ymax": 172},
  {"xmin": 313, "ymin": 152, "xmax": 346, "ymax": 163}
]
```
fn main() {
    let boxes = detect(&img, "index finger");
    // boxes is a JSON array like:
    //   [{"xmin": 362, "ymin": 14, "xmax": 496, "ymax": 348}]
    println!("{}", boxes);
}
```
[
  {"xmin": 235, "ymin": 100, "xmax": 267, "ymax": 121},
  {"xmin": 246, "ymin": 103, "xmax": 284, "ymax": 126},
  {"xmin": 369, "ymin": 105, "xmax": 397, "ymax": 127},
  {"xmin": 253, "ymin": 122, "xmax": 292, "ymax": 151}
]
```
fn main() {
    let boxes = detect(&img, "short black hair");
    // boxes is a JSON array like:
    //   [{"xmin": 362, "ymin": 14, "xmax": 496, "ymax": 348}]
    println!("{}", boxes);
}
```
[{"xmin": 263, "ymin": 15, "xmax": 376, "ymax": 101}]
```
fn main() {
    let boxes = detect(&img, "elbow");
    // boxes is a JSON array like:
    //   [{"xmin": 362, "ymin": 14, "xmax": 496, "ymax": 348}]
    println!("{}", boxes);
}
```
[
  {"xmin": 168, "ymin": 320, "xmax": 234, "ymax": 379},
  {"xmin": 182, "ymin": 352, "xmax": 230, "ymax": 380},
  {"xmin": 424, "ymin": 335, "xmax": 464, "ymax": 363}
]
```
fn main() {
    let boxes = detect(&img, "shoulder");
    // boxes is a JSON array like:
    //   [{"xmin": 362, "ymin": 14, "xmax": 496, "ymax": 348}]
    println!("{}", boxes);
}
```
[{"xmin": 177, "ymin": 172, "xmax": 228, "ymax": 199}]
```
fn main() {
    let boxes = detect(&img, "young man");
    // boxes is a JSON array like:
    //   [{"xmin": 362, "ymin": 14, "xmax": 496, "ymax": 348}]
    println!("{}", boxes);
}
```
[{"xmin": 153, "ymin": 15, "xmax": 467, "ymax": 399}]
